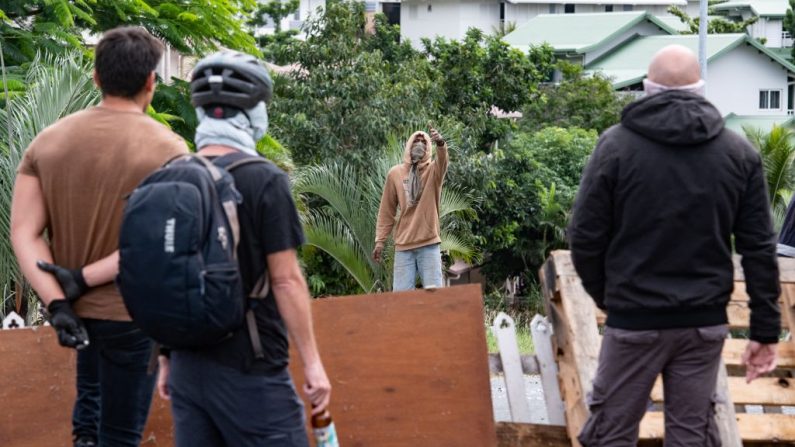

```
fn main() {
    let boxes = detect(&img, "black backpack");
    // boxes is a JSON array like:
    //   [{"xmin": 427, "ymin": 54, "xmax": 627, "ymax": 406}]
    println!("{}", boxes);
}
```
[{"xmin": 118, "ymin": 154, "xmax": 269, "ymax": 356}]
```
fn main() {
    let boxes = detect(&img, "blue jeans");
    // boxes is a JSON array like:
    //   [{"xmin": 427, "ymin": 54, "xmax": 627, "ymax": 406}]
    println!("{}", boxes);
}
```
[
  {"xmin": 169, "ymin": 350, "xmax": 309, "ymax": 447},
  {"xmin": 73, "ymin": 319, "xmax": 156, "ymax": 446},
  {"xmin": 392, "ymin": 243, "xmax": 443, "ymax": 291}
]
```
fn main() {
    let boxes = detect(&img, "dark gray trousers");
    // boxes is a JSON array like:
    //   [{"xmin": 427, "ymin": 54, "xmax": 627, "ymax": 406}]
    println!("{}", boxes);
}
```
[
  {"xmin": 578, "ymin": 324, "xmax": 728, "ymax": 447},
  {"xmin": 168, "ymin": 351, "xmax": 309, "ymax": 447}
]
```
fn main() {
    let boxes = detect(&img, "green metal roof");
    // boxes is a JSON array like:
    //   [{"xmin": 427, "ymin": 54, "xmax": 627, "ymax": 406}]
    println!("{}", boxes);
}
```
[
  {"xmin": 503, "ymin": 12, "xmax": 679, "ymax": 54},
  {"xmin": 585, "ymin": 34, "xmax": 795, "ymax": 88},
  {"xmin": 723, "ymin": 113, "xmax": 795, "ymax": 134},
  {"xmin": 655, "ymin": 16, "xmax": 692, "ymax": 32},
  {"xmin": 711, "ymin": 0, "xmax": 788, "ymax": 18}
]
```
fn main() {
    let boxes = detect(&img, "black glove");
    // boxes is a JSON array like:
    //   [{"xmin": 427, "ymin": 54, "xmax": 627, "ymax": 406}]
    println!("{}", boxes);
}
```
[
  {"xmin": 37, "ymin": 260, "xmax": 88, "ymax": 303},
  {"xmin": 47, "ymin": 299, "xmax": 90, "ymax": 350}
]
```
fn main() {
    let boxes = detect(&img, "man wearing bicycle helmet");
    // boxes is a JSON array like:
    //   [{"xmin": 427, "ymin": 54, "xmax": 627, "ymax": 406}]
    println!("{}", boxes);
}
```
[{"xmin": 155, "ymin": 50, "xmax": 332, "ymax": 447}]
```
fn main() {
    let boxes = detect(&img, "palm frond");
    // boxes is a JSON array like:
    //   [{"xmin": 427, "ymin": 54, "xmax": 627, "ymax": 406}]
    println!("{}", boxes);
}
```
[{"xmin": 301, "ymin": 211, "xmax": 377, "ymax": 293}]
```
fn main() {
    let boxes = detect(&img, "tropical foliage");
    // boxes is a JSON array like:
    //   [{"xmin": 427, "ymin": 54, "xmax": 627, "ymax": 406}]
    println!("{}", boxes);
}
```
[
  {"xmin": 450, "ymin": 127, "xmax": 597, "ymax": 289},
  {"xmin": 745, "ymin": 124, "xmax": 795, "ymax": 228},
  {"xmin": 668, "ymin": 4, "xmax": 759, "ymax": 35},
  {"xmin": 0, "ymin": 0, "xmax": 259, "ymax": 66},
  {"xmin": 521, "ymin": 62, "xmax": 631, "ymax": 134}
]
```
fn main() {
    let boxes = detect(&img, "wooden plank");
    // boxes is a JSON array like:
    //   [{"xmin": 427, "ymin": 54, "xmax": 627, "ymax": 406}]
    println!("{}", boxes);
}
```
[
  {"xmin": 651, "ymin": 376, "xmax": 795, "ymax": 406},
  {"xmin": 722, "ymin": 339, "xmax": 795, "ymax": 368},
  {"xmin": 496, "ymin": 422, "xmax": 570, "ymax": 447},
  {"xmin": 542, "ymin": 252, "xmax": 606, "ymax": 446},
  {"xmin": 714, "ymin": 359, "xmax": 742, "ymax": 447},
  {"xmin": 735, "ymin": 256, "xmax": 795, "ymax": 284},
  {"xmin": 531, "ymin": 314, "xmax": 567, "ymax": 426},
  {"xmin": 640, "ymin": 412, "xmax": 795, "ymax": 443},
  {"xmin": 493, "ymin": 312, "xmax": 532, "ymax": 423},
  {"xmin": 781, "ymin": 284, "xmax": 795, "ymax": 335}
]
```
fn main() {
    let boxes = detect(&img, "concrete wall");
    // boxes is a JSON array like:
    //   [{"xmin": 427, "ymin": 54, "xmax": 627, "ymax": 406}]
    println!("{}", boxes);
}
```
[{"xmin": 707, "ymin": 43, "xmax": 790, "ymax": 115}]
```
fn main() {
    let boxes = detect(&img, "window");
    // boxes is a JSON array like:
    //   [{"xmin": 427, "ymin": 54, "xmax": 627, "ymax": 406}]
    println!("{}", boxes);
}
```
[
  {"xmin": 623, "ymin": 4, "xmax": 633, "ymax": 11},
  {"xmin": 382, "ymin": 3, "xmax": 401, "ymax": 25},
  {"xmin": 564, "ymin": 3, "xmax": 575, "ymax": 13},
  {"xmin": 500, "ymin": 2, "xmax": 505, "ymax": 21},
  {"xmin": 605, "ymin": 4, "xmax": 614, "ymax": 11},
  {"xmin": 759, "ymin": 89, "xmax": 782, "ymax": 110},
  {"xmin": 549, "ymin": 3, "xmax": 557, "ymax": 13}
]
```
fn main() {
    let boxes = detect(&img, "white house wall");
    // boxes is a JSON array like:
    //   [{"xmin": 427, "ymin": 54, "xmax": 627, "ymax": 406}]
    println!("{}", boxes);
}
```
[
  {"xmin": 764, "ymin": 19, "xmax": 784, "ymax": 47},
  {"xmin": 706, "ymin": 43, "xmax": 790, "ymax": 116},
  {"xmin": 506, "ymin": 3, "xmax": 671, "ymax": 22},
  {"xmin": 401, "ymin": 0, "xmax": 501, "ymax": 47}
]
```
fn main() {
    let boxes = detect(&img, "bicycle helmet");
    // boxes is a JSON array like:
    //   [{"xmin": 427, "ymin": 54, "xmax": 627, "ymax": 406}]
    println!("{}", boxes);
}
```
[{"xmin": 190, "ymin": 51, "xmax": 273, "ymax": 110}]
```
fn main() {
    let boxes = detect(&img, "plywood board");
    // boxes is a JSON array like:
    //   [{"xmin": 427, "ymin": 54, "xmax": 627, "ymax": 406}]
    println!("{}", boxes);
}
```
[
  {"xmin": 290, "ymin": 284, "xmax": 497, "ymax": 447},
  {"xmin": 0, "ymin": 285, "xmax": 495, "ymax": 447}
]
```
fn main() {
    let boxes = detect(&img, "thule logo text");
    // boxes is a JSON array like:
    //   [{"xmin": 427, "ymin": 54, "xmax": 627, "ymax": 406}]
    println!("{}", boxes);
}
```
[{"xmin": 164, "ymin": 218, "xmax": 176, "ymax": 253}]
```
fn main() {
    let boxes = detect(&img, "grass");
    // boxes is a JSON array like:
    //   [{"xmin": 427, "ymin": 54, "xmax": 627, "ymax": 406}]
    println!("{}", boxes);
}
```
[
  {"xmin": 482, "ymin": 282, "xmax": 544, "ymax": 355},
  {"xmin": 486, "ymin": 325, "xmax": 535, "ymax": 354}
]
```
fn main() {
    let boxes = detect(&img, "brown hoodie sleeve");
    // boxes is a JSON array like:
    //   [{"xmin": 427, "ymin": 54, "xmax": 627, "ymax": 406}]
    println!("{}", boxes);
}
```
[
  {"xmin": 375, "ymin": 172, "xmax": 399, "ymax": 246},
  {"xmin": 433, "ymin": 142, "xmax": 449, "ymax": 186}
]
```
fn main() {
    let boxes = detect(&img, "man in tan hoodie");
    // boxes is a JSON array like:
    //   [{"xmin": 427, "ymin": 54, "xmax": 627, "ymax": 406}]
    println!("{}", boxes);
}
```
[{"xmin": 373, "ymin": 128, "xmax": 448, "ymax": 291}]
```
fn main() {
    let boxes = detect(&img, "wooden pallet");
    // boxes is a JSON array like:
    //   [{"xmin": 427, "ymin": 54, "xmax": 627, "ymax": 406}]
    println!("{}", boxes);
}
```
[{"xmin": 540, "ymin": 250, "xmax": 795, "ymax": 446}]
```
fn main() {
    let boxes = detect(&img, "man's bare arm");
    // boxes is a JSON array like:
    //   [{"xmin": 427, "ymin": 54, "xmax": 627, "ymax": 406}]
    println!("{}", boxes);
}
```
[
  {"xmin": 10, "ymin": 174, "xmax": 64, "ymax": 305},
  {"xmin": 82, "ymin": 251, "xmax": 119, "ymax": 287},
  {"xmin": 268, "ymin": 248, "xmax": 331, "ymax": 414}
]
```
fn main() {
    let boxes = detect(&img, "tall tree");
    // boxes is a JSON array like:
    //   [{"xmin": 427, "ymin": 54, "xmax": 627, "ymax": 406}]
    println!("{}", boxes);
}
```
[
  {"xmin": 668, "ymin": 4, "xmax": 759, "ymax": 35},
  {"xmin": 248, "ymin": 0, "xmax": 300, "ymax": 64},
  {"xmin": 1, "ymin": 1, "xmax": 259, "ymax": 66}
]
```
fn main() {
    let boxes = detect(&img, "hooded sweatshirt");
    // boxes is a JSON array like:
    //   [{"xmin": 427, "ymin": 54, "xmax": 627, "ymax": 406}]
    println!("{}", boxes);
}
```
[
  {"xmin": 568, "ymin": 90, "xmax": 781, "ymax": 343},
  {"xmin": 375, "ymin": 131, "xmax": 448, "ymax": 251}
]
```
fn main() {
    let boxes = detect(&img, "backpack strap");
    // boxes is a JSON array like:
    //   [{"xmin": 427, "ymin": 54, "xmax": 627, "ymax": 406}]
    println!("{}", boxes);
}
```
[
  {"xmin": 192, "ymin": 155, "xmax": 244, "ymax": 257},
  {"xmin": 245, "ymin": 274, "xmax": 271, "ymax": 359},
  {"xmin": 211, "ymin": 154, "xmax": 272, "ymax": 360}
]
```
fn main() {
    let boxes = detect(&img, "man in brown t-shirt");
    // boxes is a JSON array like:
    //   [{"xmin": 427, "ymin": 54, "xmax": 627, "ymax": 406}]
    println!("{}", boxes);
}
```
[
  {"xmin": 10, "ymin": 27, "xmax": 187, "ymax": 447},
  {"xmin": 373, "ymin": 128, "xmax": 448, "ymax": 291}
]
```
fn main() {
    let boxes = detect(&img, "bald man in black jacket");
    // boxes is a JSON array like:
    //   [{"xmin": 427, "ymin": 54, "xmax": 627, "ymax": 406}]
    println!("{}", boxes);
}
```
[{"xmin": 569, "ymin": 45, "xmax": 780, "ymax": 447}]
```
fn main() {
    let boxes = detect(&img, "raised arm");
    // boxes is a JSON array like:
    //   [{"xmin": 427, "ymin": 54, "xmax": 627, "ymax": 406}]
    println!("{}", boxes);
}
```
[{"xmin": 430, "ymin": 128, "xmax": 448, "ymax": 182}]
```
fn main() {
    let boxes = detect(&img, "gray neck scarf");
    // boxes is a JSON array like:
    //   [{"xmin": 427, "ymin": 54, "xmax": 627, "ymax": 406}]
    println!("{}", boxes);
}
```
[
  {"xmin": 408, "ymin": 142, "xmax": 426, "ymax": 207},
  {"xmin": 195, "ymin": 101, "xmax": 269, "ymax": 156}
]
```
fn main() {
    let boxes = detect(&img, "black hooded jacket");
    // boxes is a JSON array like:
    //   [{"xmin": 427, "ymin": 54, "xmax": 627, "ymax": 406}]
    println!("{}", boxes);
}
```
[{"xmin": 568, "ymin": 90, "xmax": 780, "ymax": 343}]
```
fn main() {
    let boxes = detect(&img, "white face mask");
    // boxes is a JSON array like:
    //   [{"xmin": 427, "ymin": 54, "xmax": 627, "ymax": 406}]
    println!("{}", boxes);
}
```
[{"xmin": 643, "ymin": 78, "xmax": 706, "ymax": 97}]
